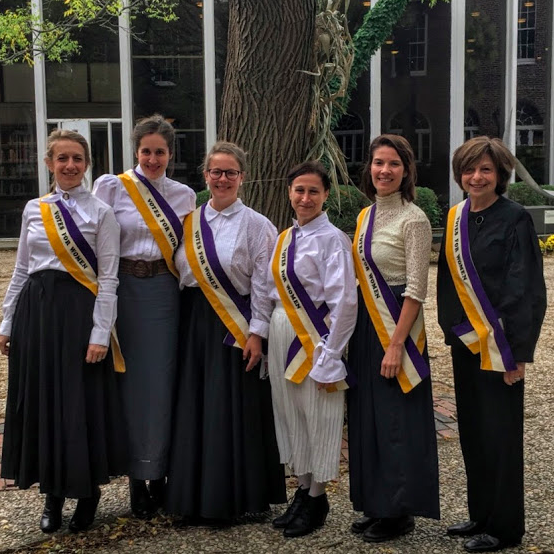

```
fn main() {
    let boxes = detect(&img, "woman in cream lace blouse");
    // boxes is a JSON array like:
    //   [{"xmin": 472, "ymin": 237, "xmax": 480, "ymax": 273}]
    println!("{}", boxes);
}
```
[{"xmin": 347, "ymin": 134, "xmax": 440, "ymax": 544}]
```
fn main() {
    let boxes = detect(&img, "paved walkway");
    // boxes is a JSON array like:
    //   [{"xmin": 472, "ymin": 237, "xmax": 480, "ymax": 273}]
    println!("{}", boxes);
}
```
[{"xmin": 0, "ymin": 393, "xmax": 459, "ymax": 492}]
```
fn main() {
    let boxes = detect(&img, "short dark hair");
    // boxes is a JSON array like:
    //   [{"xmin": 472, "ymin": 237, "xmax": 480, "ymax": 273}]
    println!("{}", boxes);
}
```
[
  {"xmin": 132, "ymin": 114, "xmax": 175, "ymax": 156},
  {"xmin": 361, "ymin": 134, "xmax": 417, "ymax": 202},
  {"xmin": 452, "ymin": 136, "xmax": 515, "ymax": 195},
  {"xmin": 286, "ymin": 161, "xmax": 331, "ymax": 191}
]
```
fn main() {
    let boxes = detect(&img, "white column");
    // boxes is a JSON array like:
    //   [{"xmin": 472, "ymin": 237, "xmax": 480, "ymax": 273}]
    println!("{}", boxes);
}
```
[
  {"xmin": 449, "ymin": 0, "xmax": 465, "ymax": 206},
  {"xmin": 203, "ymin": 0, "xmax": 217, "ymax": 151},
  {"xmin": 32, "ymin": 0, "xmax": 49, "ymax": 195},
  {"xmin": 369, "ymin": 0, "xmax": 381, "ymax": 140},
  {"xmin": 549, "ymin": 4, "xmax": 554, "ymax": 186},
  {"xmin": 504, "ymin": 0, "xmax": 518, "ymax": 154},
  {"xmin": 119, "ymin": 0, "xmax": 134, "ymax": 169}
]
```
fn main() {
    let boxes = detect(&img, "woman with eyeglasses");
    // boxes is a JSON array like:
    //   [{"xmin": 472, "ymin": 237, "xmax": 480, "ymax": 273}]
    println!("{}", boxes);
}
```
[
  {"xmin": 93, "ymin": 114, "xmax": 196, "ymax": 519},
  {"xmin": 164, "ymin": 141, "xmax": 286, "ymax": 524}
]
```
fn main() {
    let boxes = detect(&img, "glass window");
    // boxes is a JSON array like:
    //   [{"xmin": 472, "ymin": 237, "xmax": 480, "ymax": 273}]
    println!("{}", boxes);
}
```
[
  {"xmin": 132, "ymin": 1, "xmax": 206, "ymax": 190},
  {"xmin": 518, "ymin": 0, "xmax": 536, "ymax": 63},
  {"xmin": 409, "ymin": 13, "xmax": 428, "ymax": 76}
]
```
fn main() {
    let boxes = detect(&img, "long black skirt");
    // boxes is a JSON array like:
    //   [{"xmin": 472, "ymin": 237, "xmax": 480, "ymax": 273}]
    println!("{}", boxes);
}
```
[
  {"xmin": 347, "ymin": 286, "xmax": 440, "ymax": 519},
  {"xmin": 165, "ymin": 287, "xmax": 286, "ymax": 520},
  {"xmin": 1, "ymin": 271, "xmax": 127, "ymax": 498}
]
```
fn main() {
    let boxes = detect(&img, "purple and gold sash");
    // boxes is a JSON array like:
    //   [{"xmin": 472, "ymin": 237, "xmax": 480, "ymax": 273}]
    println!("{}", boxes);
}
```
[
  {"xmin": 184, "ymin": 204, "xmax": 251, "ymax": 349},
  {"xmin": 352, "ymin": 205, "xmax": 429, "ymax": 393},
  {"xmin": 40, "ymin": 195, "xmax": 125, "ymax": 372},
  {"xmin": 271, "ymin": 227, "xmax": 348, "ymax": 392},
  {"xmin": 445, "ymin": 200, "xmax": 516, "ymax": 372},
  {"xmin": 118, "ymin": 170, "xmax": 183, "ymax": 278}
]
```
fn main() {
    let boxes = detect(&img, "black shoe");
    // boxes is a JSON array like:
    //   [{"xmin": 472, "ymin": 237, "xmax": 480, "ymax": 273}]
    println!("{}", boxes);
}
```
[
  {"xmin": 447, "ymin": 520, "xmax": 485, "ymax": 537},
  {"xmin": 40, "ymin": 494, "xmax": 65, "ymax": 533},
  {"xmin": 464, "ymin": 534, "xmax": 521, "ymax": 553},
  {"xmin": 148, "ymin": 478, "xmax": 166, "ymax": 510},
  {"xmin": 272, "ymin": 487, "xmax": 309, "ymax": 529},
  {"xmin": 69, "ymin": 487, "xmax": 101, "ymax": 533},
  {"xmin": 362, "ymin": 515, "xmax": 415, "ymax": 543},
  {"xmin": 283, "ymin": 493, "xmax": 329, "ymax": 538},
  {"xmin": 129, "ymin": 478, "xmax": 156, "ymax": 519},
  {"xmin": 351, "ymin": 515, "xmax": 378, "ymax": 534}
]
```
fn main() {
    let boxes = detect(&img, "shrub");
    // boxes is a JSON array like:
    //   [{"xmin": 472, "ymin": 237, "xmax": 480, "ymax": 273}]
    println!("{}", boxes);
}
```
[
  {"xmin": 507, "ymin": 182, "xmax": 554, "ymax": 206},
  {"xmin": 324, "ymin": 185, "xmax": 371, "ymax": 234},
  {"xmin": 414, "ymin": 186, "xmax": 442, "ymax": 227},
  {"xmin": 195, "ymin": 188, "xmax": 210, "ymax": 207}
]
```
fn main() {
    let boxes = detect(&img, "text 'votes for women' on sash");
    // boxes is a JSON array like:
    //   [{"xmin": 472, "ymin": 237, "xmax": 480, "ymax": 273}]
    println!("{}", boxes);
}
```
[
  {"xmin": 118, "ymin": 170, "xmax": 183, "ymax": 278},
  {"xmin": 40, "ymin": 194, "xmax": 126, "ymax": 372},
  {"xmin": 352, "ymin": 205, "xmax": 429, "ymax": 393},
  {"xmin": 445, "ymin": 199, "xmax": 516, "ymax": 372},
  {"xmin": 271, "ymin": 226, "xmax": 348, "ymax": 393},
  {"xmin": 184, "ymin": 204, "xmax": 252, "ymax": 350}
]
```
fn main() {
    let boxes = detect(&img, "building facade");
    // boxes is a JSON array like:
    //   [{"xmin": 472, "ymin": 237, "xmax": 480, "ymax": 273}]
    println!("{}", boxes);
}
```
[{"xmin": 0, "ymin": 0, "xmax": 552, "ymax": 237}]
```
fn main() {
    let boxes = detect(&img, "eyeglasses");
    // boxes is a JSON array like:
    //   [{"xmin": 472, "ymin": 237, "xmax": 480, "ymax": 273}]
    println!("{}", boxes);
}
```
[{"xmin": 207, "ymin": 168, "xmax": 242, "ymax": 181}]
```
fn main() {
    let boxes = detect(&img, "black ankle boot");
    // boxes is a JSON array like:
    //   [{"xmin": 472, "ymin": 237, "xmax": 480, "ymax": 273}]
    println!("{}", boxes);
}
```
[
  {"xmin": 69, "ymin": 486, "xmax": 101, "ymax": 533},
  {"xmin": 129, "ymin": 478, "xmax": 155, "ymax": 519},
  {"xmin": 148, "ymin": 478, "xmax": 166, "ymax": 510},
  {"xmin": 40, "ymin": 494, "xmax": 65, "ymax": 533},
  {"xmin": 273, "ymin": 487, "xmax": 309, "ymax": 529},
  {"xmin": 284, "ymin": 493, "xmax": 329, "ymax": 538}
]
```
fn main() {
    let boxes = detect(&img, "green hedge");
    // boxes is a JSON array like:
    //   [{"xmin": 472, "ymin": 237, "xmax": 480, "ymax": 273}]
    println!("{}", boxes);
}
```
[
  {"xmin": 324, "ymin": 185, "xmax": 371, "ymax": 234},
  {"xmin": 507, "ymin": 182, "xmax": 554, "ymax": 206},
  {"xmin": 195, "ymin": 188, "xmax": 210, "ymax": 207},
  {"xmin": 414, "ymin": 186, "xmax": 442, "ymax": 227}
]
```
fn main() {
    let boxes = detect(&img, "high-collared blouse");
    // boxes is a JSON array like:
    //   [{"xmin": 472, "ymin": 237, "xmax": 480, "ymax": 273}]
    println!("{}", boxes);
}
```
[
  {"xmin": 0, "ymin": 183, "xmax": 120, "ymax": 346},
  {"xmin": 93, "ymin": 165, "xmax": 196, "ymax": 261},
  {"xmin": 175, "ymin": 198, "xmax": 278, "ymax": 339},
  {"xmin": 370, "ymin": 191, "xmax": 432, "ymax": 303},
  {"xmin": 266, "ymin": 212, "xmax": 358, "ymax": 383}
]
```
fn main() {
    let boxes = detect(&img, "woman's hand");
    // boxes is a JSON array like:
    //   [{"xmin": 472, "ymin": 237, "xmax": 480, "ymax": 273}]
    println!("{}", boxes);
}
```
[
  {"xmin": 381, "ymin": 342, "xmax": 403, "ymax": 378},
  {"xmin": 0, "ymin": 335, "xmax": 10, "ymax": 356},
  {"xmin": 504, "ymin": 362, "xmax": 525, "ymax": 386},
  {"xmin": 243, "ymin": 334, "xmax": 262, "ymax": 372},
  {"xmin": 86, "ymin": 344, "xmax": 109, "ymax": 364}
]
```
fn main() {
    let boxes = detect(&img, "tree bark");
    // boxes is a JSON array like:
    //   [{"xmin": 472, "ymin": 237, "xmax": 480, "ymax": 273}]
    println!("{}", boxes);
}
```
[{"xmin": 219, "ymin": 0, "xmax": 317, "ymax": 231}]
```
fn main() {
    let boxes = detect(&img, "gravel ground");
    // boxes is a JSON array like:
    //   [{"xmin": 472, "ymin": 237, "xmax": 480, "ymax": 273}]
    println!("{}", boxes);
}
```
[{"xmin": 0, "ymin": 249, "xmax": 553, "ymax": 553}]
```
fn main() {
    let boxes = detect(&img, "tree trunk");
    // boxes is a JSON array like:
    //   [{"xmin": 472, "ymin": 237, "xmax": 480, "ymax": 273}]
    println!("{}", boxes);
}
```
[{"xmin": 219, "ymin": 0, "xmax": 317, "ymax": 231}]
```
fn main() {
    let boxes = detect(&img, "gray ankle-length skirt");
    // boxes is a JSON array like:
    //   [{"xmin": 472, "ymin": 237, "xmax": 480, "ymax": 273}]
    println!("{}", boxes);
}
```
[
  {"xmin": 347, "ymin": 286, "xmax": 440, "ymax": 520},
  {"xmin": 164, "ymin": 287, "xmax": 286, "ymax": 520},
  {"xmin": 1, "ymin": 270, "xmax": 127, "ymax": 498},
  {"xmin": 116, "ymin": 272, "xmax": 180, "ymax": 480}
]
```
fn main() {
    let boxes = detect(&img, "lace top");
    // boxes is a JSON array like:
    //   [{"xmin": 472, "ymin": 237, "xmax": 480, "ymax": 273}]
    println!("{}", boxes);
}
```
[{"xmin": 370, "ymin": 192, "xmax": 432, "ymax": 303}]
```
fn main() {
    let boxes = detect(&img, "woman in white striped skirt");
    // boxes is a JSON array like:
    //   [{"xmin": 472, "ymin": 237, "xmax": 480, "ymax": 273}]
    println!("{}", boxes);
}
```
[{"xmin": 266, "ymin": 161, "xmax": 357, "ymax": 538}]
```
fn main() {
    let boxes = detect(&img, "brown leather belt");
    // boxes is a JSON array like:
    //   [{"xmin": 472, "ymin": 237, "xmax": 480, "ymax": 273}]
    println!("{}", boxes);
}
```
[{"xmin": 119, "ymin": 258, "xmax": 170, "ymax": 278}]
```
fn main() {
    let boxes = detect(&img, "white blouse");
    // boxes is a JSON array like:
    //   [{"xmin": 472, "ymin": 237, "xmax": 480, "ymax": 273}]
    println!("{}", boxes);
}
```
[
  {"xmin": 175, "ymin": 199, "xmax": 277, "ymax": 339},
  {"xmin": 266, "ymin": 212, "xmax": 358, "ymax": 383},
  {"xmin": 0, "ymin": 184, "xmax": 120, "ymax": 346},
  {"xmin": 93, "ymin": 165, "xmax": 196, "ymax": 260}
]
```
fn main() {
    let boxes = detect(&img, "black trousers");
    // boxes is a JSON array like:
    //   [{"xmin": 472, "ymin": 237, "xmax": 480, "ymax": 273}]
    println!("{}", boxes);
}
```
[{"xmin": 452, "ymin": 343, "xmax": 524, "ymax": 543}]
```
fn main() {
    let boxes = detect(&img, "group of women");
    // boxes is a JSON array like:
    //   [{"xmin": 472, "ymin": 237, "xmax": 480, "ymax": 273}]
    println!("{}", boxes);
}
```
[{"xmin": 0, "ymin": 116, "xmax": 546, "ymax": 553}]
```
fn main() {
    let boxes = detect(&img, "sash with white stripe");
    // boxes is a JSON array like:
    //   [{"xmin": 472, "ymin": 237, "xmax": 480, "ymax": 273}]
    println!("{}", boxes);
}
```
[
  {"xmin": 352, "ymin": 205, "xmax": 429, "ymax": 393},
  {"xmin": 118, "ymin": 170, "xmax": 183, "ymax": 278},
  {"xmin": 445, "ymin": 199, "xmax": 516, "ymax": 372},
  {"xmin": 184, "ymin": 204, "xmax": 251, "ymax": 349},
  {"xmin": 271, "ymin": 227, "xmax": 349, "ymax": 392},
  {"xmin": 40, "ymin": 195, "xmax": 126, "ymax": 372}
]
